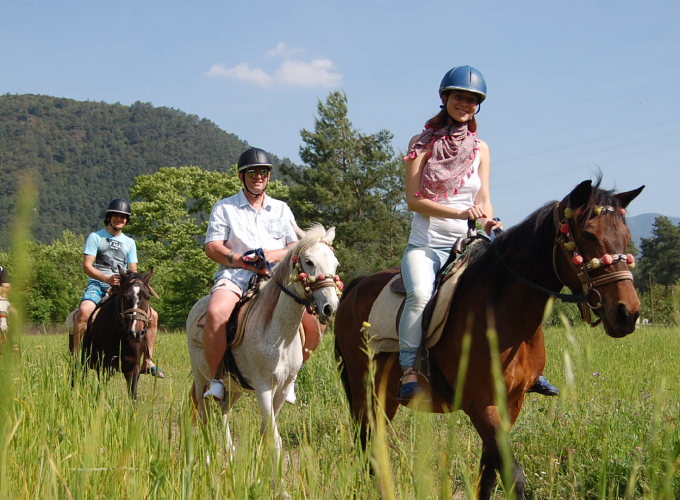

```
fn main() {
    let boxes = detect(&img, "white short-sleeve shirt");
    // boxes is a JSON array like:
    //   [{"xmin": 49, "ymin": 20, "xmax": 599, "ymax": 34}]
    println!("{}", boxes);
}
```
[{"xmin": 205, "ymin": 190, "xmax": 298, "ymax": 291}]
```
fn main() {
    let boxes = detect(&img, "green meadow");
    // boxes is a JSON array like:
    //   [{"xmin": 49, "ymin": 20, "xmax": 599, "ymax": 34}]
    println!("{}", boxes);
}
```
[{"xmin": 1, "ymin": 322, "xmax": 680, "ymax": 499}]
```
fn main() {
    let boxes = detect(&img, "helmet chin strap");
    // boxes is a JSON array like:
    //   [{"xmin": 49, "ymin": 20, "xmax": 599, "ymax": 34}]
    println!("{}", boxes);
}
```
[{"xmin": 242, "ymin": 179, "xmax": 268, "ymax": 199}]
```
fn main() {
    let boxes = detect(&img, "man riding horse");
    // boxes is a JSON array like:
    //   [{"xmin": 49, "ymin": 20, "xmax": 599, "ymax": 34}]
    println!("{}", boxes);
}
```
[
  {"xmin": 201, "ymin": 147, "xmax": 325, "ymax": 403},
  {"xmin": 73, "ymin": 198, "xmax": 164, "ymax": 378}
]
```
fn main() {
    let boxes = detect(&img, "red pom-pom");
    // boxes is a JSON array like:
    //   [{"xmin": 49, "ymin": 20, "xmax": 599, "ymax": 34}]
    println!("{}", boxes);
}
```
[
  {"xmin": 333, "ymin": 275, "xmax": 340, "ymax": 282},
  {"xmin": 572, "ymin": 255, "xmax": 583, "ymax": 265},
  {"xmin": 292, "ymin": 255, "xmax": 298, "ymax": 263},
  {"xmin": 627, "ymin": 254, "xmax": 635, "ymax": 264},
  {"xmin": 602, "ymin": 254, "xmax": 613, "ymax": 265},
  {"xmin": 298, "ymin": 272, "xmax": 307, "ymax": 281},
  {"xmin": 560, "ymin": 223, "xmax": 569, "ymax": 234},
  {"xmin": 337, "ymin": 282, "xmax": 344, "ymax": 290},
  {"xmin": 318, "ymin": 273, "xmax": 325, "ymax": 280},
  {"xmin": 620, "ymin": 208, "xmax": 626, "ymax": 215}
]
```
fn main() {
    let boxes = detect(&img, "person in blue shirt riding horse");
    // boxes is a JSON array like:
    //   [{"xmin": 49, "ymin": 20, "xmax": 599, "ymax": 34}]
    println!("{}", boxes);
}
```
[
  {"xmin": 398, "ymin": 66, "xmax": 558, "ymax": 401},
  {"xmin": 73, "ymin": 198, "xmax": 164, "ymax": 378}
]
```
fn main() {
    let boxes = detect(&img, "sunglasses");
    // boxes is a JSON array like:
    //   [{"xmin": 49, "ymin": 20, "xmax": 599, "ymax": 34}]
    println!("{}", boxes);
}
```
[{"xmin": 245, "ymin": 168, "xmax": 271, "ymax": 178}]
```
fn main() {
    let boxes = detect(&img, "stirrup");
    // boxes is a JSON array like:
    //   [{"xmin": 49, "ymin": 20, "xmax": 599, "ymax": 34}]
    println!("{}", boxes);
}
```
[
  {"xmin": 203, "ymin": 378, "xmax": 226, "ymax": 401},
  {"xmin": 396, "ymin": 368, "xmax": 431, "ymax": 403}
]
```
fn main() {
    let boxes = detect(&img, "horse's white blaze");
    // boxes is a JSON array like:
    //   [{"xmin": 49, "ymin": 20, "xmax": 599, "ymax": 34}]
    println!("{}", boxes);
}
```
[{"xmin": 130, "ymin": 285, "xmax": 141, "ymax": 331}]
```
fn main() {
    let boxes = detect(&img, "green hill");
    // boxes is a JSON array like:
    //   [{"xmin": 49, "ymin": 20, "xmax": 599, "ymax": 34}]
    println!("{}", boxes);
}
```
[{"xmin": 0, "ymin": 94, "xmax": 289, "ymax": 248}]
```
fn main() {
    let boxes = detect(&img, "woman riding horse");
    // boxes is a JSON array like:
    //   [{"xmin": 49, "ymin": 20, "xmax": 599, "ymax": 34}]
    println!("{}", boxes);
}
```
[{"xmin": 398, "ymin": 65, "xmax": 556, "ymax": 401}]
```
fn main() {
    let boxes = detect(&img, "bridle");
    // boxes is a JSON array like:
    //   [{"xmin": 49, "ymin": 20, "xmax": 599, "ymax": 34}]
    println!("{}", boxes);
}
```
[
  {"xmin": 492, "ymin": 203, "xmax": 635, "ymax": 327},
  {"xmin": 552, "ymin": 203, "xmax": 635, "ymax": 326},
  {"xmin": 245, "ymin": 244, "xmax": 343, "ymax": 315},
  {"xmin": 117, "ymin": 278, "xmax": 153, "ymax": 334}
]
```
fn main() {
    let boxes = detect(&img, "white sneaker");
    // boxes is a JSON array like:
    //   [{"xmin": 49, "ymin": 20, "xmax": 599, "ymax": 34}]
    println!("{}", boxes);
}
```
[
  {"xmin": 203, "ymin": 378, "xmax": 226, "ymax": 401},
  {"xmin": 285, "ymin": 377, "xmax": 297, "ymax": 405}
]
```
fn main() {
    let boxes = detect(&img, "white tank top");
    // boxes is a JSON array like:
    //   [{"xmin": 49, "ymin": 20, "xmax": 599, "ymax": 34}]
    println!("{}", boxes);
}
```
[{"xmin": 408, "ymin": 153, "xmax": 482, "ymax": 248}]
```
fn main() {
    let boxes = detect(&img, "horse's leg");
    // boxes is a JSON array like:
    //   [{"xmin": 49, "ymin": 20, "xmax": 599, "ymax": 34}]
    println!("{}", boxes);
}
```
[
  {"xmin": 469, "ymin": 404, "xmax": 525, "ymax": 500},
  {"xmin": 255, "ymin": 388, "xmax": 282, "ymax": 462},
  {"xmin": 220, "ymin": 390, "xmax": 243, "ymax": 459}
]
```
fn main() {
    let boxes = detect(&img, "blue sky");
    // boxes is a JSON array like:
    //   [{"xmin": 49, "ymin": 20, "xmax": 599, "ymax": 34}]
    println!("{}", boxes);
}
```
[{"xmin": 1, "ymin": 0, "xmax": 678, "ymax": 227}]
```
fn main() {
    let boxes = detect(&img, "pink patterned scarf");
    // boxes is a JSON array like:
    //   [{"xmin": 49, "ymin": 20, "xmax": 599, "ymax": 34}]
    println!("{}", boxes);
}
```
[{"xmin": 404, "ymin": 121, "xmax": 480, "ymax": 201}]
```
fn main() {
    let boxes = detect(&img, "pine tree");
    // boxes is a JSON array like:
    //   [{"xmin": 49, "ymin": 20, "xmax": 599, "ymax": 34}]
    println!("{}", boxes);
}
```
[{"xmin": 282, "ymin": 91, "xmax": 409, "ymax": 279}]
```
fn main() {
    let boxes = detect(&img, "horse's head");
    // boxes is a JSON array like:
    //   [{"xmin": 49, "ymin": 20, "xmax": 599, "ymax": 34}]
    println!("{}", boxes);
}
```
[
  {"xmin": 555, "ymin": 180, "xmax": 644, "ymax": 337},
  {"xmin": 290, "ymin": 224, "xmax": 341, "ymax": 325},
  {"xmin": 117, "ymin": 266, "xmax": 154, "ymax": 343}
]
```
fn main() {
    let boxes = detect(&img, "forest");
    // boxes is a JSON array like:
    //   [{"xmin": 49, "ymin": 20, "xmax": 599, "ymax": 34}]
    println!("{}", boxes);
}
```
[{"xmin": 0, "ymin": 93, "xmax": 292, "ymax": 248}]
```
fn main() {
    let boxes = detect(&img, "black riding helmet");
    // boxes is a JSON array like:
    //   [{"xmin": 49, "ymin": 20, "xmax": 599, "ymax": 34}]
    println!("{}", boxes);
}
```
[
  {"xmin": 238, "ymin": 147, "xmax": 272, "ymax": 199},
  {"xmin": 104, "ymin": 198, "xmax": 132, "ymax": 226},
  {"xmin": 237, "ymin": 147, "xmax": 273, "ymax": 173}
]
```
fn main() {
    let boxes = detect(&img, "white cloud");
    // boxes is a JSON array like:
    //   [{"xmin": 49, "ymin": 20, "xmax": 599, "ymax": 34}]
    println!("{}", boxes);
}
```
[
  {"xmin": 206, "ymin": 63, "xmax": 274, "ymax": 88},
  {"xmin": 207, "ymin": 44, "xmax": 342, "ymax": 89},
  {"xmin": 266, "ymin": 42, "xmax": 304, "ymax": 58}
]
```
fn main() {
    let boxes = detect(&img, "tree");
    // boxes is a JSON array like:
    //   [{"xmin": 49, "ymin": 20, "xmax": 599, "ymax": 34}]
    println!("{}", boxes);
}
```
[
  {"xmin": 126, "ymin": 165, "xmax": 290, "ymax": 325},
  {"xmin": 635, "ymin": 216, "xmax": 680, "ymax": 292},
  {"xmin": 282, "ymin": 91, "xmax": 409, "ymax": 279}
]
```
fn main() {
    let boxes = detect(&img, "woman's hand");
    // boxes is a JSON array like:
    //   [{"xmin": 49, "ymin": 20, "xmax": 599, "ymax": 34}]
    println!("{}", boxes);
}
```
[
  {"xmin": 465, "ymin": 205, "xmax": 487, "ymax": 220},
  {"xmin": 482, "ymin": 218, "xmax": 503, "ymax": 236}
]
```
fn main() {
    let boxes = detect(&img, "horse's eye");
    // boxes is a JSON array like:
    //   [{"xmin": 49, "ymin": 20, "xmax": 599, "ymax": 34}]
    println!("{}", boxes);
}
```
[
  {"xmin": 305, "ymin": 260, "xmax": 314, "ymax": 267},
  {"xmin": 582, "ymin": 231, "xmax": 597, "ymax": 242}
]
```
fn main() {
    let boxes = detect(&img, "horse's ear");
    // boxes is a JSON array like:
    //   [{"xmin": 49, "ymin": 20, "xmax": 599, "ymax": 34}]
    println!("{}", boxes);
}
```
[
  {"xmin": 118, "ymin": 265, "xmax": 127, "ymax": 279},
  {"xmin": 615, "ymin": 185, "xmax": 645, "ymax": 208},
  {"xmin": 567, "ymin": 180, "xmax": 593, "ymax": 208},
  {"xmin": 292, "ymin": 221, "xmax": 306, "ymax": 240},
  {"xmin": 325, "ymin": 226, "xmax": 336, "ymax": 243},
  {"xmin": 143, "ymin": 267, "xmax": 154, "ymax": 283}
]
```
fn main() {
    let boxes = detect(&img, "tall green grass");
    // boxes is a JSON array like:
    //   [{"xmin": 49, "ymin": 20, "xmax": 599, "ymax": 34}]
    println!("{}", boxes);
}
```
[{"xmin": 2, "ymin": 320, "xmax": 680, "ymax": 499}]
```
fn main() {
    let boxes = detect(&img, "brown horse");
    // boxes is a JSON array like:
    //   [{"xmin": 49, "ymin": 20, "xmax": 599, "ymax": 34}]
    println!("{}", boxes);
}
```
[
  {"xmin": 334, "ymin": 180, "xmax": 643, "ymax": 500},
  {"xmin": 81, "ymin": 267, "xmax": 154, "ymax": 399}
]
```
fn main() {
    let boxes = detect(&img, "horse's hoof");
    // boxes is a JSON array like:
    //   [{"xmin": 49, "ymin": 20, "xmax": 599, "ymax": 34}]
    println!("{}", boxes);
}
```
[
  {"xmin": 528, "ymin": 375, "xmax": 560, "ymax": 396},
  {"xmin": 203, "ymin": 378, "xmax": 226, "ymax": 401}
]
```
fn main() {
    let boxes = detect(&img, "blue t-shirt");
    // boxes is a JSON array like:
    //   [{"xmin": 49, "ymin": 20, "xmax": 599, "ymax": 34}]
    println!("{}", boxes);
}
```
[{"xmin": 83, "ymin": 228, "xmax": 138, "ymax": 285}]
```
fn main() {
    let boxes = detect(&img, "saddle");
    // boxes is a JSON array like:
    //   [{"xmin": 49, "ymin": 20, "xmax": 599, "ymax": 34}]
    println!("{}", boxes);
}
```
[{"xmin": 366, "ymin": 231, "xmax": 490, "ymax": 355}]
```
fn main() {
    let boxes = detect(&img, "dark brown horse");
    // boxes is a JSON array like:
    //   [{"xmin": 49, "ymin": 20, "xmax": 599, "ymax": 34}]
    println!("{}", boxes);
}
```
[
  {"xmin": 81, "ymin": 267, "xmax": 154, "ymax": 399},
  {"xmin": 334, "ymin": 180, "xmax": 643, "ymax": 499}
]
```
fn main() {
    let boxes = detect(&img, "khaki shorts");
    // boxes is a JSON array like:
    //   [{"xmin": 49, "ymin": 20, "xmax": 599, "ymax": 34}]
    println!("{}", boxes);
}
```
[{"xmin": 210, "ymin": 278, "xmax": 243, "ymax": 297}]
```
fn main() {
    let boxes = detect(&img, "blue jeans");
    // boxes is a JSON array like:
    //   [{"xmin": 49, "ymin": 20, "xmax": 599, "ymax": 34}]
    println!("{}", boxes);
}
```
[{"xmin": 398, "ymin": 244, "xmax": 451, "ymax": 370}]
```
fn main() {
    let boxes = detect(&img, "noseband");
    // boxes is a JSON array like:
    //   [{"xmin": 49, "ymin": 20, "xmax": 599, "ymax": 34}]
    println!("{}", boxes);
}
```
[{"xmin": 552, "ymin": 203, "xmax": 635, "ymax": 326}]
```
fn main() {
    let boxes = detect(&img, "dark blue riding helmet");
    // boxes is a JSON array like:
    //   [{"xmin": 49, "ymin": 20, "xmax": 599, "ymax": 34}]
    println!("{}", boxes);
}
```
[{"xmin": 439, "ymin": 66, "xmax": 487, "ymax": 103}]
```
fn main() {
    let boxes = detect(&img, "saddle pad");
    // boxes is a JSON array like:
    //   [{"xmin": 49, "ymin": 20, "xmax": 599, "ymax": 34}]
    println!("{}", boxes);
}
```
[
  {"xmin": 366, "ymin": 255, "xmax": 471, "ymax": 355},
  {"xmin": 187, "ymin": 296, "xmax": 304, "ymax": 349}
]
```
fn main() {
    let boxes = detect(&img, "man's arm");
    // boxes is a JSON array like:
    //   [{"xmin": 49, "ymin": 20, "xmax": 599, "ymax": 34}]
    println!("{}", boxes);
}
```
[{"xmin": 83, "ymin": 254, "xmax": 119, "ymax": 286}]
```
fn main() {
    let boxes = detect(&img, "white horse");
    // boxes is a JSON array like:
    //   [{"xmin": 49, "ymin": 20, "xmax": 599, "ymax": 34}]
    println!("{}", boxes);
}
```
[
  {"xmin": 187, "ymin": 224, "xmax": 340, "ymax": 459},
  {"xmin": 0, "ymin": 287, "xmax": 10, "ymax": 335}
]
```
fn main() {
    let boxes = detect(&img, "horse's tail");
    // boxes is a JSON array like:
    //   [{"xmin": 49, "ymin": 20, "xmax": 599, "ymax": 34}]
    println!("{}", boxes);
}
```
[{"xmin": 340, "ymin": 276, "xmax": 367, "ymax": 303}]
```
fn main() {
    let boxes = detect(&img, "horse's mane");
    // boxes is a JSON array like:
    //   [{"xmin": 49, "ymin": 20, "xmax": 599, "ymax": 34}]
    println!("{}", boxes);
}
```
[
  {"xmin": 464, "ymin": 177, "xmax": 627, "ymax": 292},
  {"xmin": 257, "ymin": 224, "xmax": 330, "ymax": 327}
]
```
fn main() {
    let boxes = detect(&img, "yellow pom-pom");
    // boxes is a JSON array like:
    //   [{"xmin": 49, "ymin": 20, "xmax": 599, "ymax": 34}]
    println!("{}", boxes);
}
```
[
  {"xmin": 564, "ymin": 207, "xmax": 574, "ymax": 219},
  {"xmin": 565, "ymin": 241, "xmax": 575, "ymax": 251},
  {"xmin": 590, "ymin": 258, "xmax": 601, "ymax": 269},
  {"xmin": 290, "ymin": 274, "xmax": 299, "ymax": 283},
  {"xmin": 593, "ymin": 206, "xmax": 602, "ymax": 215},
  {"xmin": 628, "ymin": 262, "xmax": 635, "ymax": 269},
  {"xmin": 309, "ymin": 276, "xmax": 317, "ymax": 283},
  {"xmin": 362, "ymin": 321, "xmax": 371, "ymax": 328}
]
